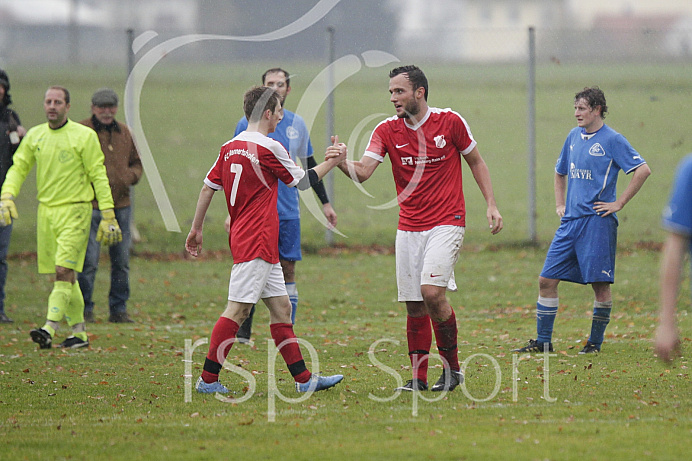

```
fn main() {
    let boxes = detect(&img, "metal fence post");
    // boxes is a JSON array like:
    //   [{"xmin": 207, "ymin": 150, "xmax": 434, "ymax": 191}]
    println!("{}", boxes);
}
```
[
  {"xmin": 527, "ymin": 26, "xmax": 537, "ymax": 244},
  {"xmin": 126, "ymin": 28, "xmax": 141, "ymax": 245},
  {"xmin": 324, "ymin": 26, "xmax": 336, "ymax": 246}
]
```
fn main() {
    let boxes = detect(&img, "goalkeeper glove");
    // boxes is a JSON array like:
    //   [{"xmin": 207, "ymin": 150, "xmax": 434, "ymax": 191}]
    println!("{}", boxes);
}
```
[
  {"xmin": 96, "ymin": 209, "xmax": 122, "ymax": 246},
  {"xmin": 0, "ymin": 193, "xmax": 18, "ymax": 227}
]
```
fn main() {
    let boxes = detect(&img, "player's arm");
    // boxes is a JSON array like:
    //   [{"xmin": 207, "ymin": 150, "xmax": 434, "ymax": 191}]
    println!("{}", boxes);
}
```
[
  {"xmin": 336, "ymin": 153, "xmax": 380, "ymax": 184},
  {"xmin": 594, "ymin": 163, "xmax": 651, "ymax": 217},
  {"xmin": 554, "ymin": 173, "xmax": 567, "ymax": 218},
  {"xmin": 655, "ymin": 230, "xmax": 686, "ymax": 361},
  {"xmin": 301, "ymin": 155, "xmax": 337, "ymax": 227},
  {"xmin": 186, "ymin": 184, "xmax": 216, "ymax": 257},
  {"xmin": 0, "ymin": 130, "xmax": 37, "ymax": 226},
  {"xmin": 1, "ymin": 130, "xmax": 36, "ymax": 199},
  {"xmin": 463, "ymin": 147, "xmax": 503, "ymax": 234},
  {"xmin": 83, "ymin": 131, "xmax": 115, "ymax": 211},
  {"xmin": 296, "ymin": 136, "xmax": 347, "ymax": 191}
]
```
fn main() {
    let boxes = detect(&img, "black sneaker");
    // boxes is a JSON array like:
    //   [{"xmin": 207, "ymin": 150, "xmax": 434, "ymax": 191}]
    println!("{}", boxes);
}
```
[
  {"xmin": 109, "ymin": 312, "xmax": 134, "ymax": 323},
  {"xmin": 84, "ymin": 310, "xmax": 95, "ymax": 323},
  {"xmin": 512, "ymin": 339, "xmax": 553, "ymax": 353},
  {"xmin": 0, "ymin": 312, "xmax": 13, "ymax": 323},
  {"xmin": 579, "ymin": 341, "xmax": 600, "ymax": 354},
  {"xmin": 30, "ymin": 328, "xmax": 52, "ymax": 349},
  {"xmin": 395, "ymin": 379, "xmax": 428, "ymax": 392},
  {"xmin": 59, "ymin": 336, "xmax": 90, "ymax": 349},
  {"xmin": 431, "ymin": 369, "xmax": 464, "ymax": 392}
]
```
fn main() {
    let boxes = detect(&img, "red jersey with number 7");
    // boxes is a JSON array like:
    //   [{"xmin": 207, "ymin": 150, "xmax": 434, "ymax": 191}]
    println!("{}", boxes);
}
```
[
  {"xmin": 364, "ymin": 107, "xmax": 477, "ymax": 231},
  {"xmin": 204, "ymin": 131, "xmax": 305, "ymax": 264}
]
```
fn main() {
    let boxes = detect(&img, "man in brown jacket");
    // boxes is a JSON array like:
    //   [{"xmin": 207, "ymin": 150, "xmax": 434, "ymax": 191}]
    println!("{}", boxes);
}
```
[{"xmin": 78, "ymin": 88, "xmax": 143, "ymax": 323}]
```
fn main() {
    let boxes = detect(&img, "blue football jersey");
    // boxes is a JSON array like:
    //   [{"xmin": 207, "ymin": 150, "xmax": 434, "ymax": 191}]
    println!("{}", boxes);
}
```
[
  {"xmin": 235, "ymin": 109, "xmax": 314, "ymax": 220},
  {"xmin": 662, "ymin": 154, "xmax": 692, "ymax": 255},
  {"xmin": 555, "ymin": 124, "xmax": 646, "ymax": 220}
]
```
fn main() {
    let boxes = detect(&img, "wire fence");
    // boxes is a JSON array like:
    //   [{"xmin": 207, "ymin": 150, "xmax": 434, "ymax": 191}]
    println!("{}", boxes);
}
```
[{"xmin": 1, "ymin": 23, "xmax": 692, "ymax": 66}]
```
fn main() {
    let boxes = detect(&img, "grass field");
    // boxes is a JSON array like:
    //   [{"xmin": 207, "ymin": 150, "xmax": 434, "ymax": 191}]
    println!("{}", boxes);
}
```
[
  {"xmin": 0, "ymin": 248, "xmax": 690, "ymax": 460},
  {"xmin": 1, "ymin": 61, "xmax": 691, "ymax": 459}
]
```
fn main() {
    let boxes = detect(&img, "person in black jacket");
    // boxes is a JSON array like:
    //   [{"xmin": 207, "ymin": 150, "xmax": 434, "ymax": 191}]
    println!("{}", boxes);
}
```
[{"xmin": 0, "ymin": 69, "xmax": 26, "ymax": 323}]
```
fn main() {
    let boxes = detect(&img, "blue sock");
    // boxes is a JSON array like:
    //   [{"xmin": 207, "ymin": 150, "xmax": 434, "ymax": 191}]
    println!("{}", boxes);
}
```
[
  {"xmin": 536, "ymin": 297, "xmax": 558, "ymax": 344},
  {"xmin": 286, "ymin": 283, "xmax": 298, "ymax": 324},
  {"xmin": 588, "ymin": 301, "xmax": 612, "ymax": 347}
]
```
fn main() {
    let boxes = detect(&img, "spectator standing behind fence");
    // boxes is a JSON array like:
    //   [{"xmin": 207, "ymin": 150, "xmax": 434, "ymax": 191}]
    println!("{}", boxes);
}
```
[
  {"xmin": 230, "ymin": 68, "xmax": 337, "ymax": 343},
  {"xmin": 0, "ymin": 86, "xmax": 122, "ymax": 349},
  {"xmin": 655, "ymin": 154, "xmax": 692, "ymax": 362},
  {"xmin": 0, "ymin": 69, "xmax": 26, "ymax": 324},
  {"xmin": 513, "ymin": 87, "xmax": 651, "ymax": 355},
  {"xmin": 77, "ymin": 88, "xmax": 142, "ymax": 324}
]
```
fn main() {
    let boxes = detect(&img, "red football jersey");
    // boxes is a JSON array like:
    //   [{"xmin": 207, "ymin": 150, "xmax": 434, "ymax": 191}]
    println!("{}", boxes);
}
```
[
  {"xmin": 365, "ymin": 107, "xmax": 477, "ymax": 231},
  {"xmin": 204, "ymin": 131, "xmax": 305, "ymax": 264}
]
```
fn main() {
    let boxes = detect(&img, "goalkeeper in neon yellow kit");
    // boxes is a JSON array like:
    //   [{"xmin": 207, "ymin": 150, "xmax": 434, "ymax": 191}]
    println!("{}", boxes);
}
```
[{"xmin": 0, "ymin": 86, "xmax": 121, "ymax": 349}]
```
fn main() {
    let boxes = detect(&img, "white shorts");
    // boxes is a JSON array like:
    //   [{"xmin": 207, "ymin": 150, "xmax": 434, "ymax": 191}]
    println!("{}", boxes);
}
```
[
  {"xmin": 228, "ymin": 258, "xmax": 287, "ymax": 303},
  {"xmin": 396, "ymin": 225, "xmax": 465, "ymax": 302}
]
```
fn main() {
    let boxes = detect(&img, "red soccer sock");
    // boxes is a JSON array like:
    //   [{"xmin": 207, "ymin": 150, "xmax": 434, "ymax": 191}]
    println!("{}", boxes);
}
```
[
  {"xmin": 270, "ymin": 323, "xmax": 310, "ymax": 383},
  {"xmin": 201, "ymin": 316, "xmax": 239, "ymax": 383},
  {"xmin": 432, "ymin": 310, "xmax": 460, "ymax": 372},
  {"xmin": 407, "ymin": 315, "xmax": 432, "ymax": 383}
]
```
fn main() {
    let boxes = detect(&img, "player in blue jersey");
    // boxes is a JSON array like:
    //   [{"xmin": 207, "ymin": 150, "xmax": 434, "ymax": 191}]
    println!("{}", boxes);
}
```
[
  {"xmin": 228, "ymin": 68, "xmax": 337, "ymax": 342},
  {"xmin": 655, "ymin": 154, "xmax": 692, "ymax": 362},
  {"xmin": 514, "ymin": 87, "xmax": 651, "ymax": 354}
]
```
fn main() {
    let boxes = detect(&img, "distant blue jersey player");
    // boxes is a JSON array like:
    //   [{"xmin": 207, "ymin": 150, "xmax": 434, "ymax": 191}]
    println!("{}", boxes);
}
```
[
  {"xmin": 230, "ymin": 68, "xmax": 336, "ymax": 341},
  {"xmin": 514, "ymin": 87, "xmax": 651, "ymax": 354}
]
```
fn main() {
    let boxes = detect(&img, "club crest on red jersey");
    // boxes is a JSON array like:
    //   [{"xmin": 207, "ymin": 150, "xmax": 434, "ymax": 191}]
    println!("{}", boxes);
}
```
[{"xmin": 434, "ymin": 134, "xmax": 446, "ymax": 148}]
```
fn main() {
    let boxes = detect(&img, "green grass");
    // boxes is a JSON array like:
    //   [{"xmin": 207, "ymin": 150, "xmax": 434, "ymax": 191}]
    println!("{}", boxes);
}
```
[
  {"xmin": 0, "ymin": 248, "xmax": 690, "ymax": 460},
  {"xmin": 1, "ymin": 61, "xmax": 692, "ymax": 459}
]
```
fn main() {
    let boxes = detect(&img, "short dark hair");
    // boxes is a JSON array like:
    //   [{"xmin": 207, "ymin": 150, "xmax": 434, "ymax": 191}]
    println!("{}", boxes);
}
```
[
  {"xmin": 575, "ymin": 87, "xmax": 608, "ymax": 119},
  {"xmin": 243, "ymin": 86, "xmax": 281, "ymax": 122},
  {"xmin": 262, "ymin": 68, "xmax": 290, "ymax": 88},
  {"xmin": 48, "ymin": 85, "xmax": 70, "ymax": 104},
  {"xmin": 389, "ymin": 65, "xmax": 428, "ymax": 101}
]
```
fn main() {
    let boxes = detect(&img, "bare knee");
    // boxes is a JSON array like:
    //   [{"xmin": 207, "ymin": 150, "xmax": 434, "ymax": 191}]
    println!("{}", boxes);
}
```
[
  {"xmin": 420, "ymin": 285, "xmax": 452, "ymax": 322},
  {"xmin": 591, "ymin": 282, "xmax": 611, "ymax": 302},
  {"xmin": 538, "ymin": 276, "xmax": 559, "ymax": 298},
  {"xmin": 55, "ymin": 266, "xmax": 75, "ymax": 283}
]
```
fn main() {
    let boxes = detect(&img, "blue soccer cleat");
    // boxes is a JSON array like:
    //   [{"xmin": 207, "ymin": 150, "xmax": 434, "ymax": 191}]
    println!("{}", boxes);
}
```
[
  {"xmin": 295, "ymin": 373, "xmax": 344, "ymax": 393},
  {"xmin": 195, "ymin": 377, "xmax": 231, "ymax": 394}
]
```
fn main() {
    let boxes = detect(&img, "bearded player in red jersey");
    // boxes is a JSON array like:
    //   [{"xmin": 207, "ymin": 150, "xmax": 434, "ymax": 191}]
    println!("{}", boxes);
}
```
[
  {"xmin": 186, "ymin": 86, "xmax": 346, "ymax": 394},
  {"xmin": 336, "ymin": 65, "xmax": 503, "ymax": 392}
]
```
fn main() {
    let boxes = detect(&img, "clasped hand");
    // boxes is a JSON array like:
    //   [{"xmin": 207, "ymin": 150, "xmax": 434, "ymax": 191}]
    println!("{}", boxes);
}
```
[{"xmin": 325, "ymin": 135, "xmax": 347, "ymax": 163}]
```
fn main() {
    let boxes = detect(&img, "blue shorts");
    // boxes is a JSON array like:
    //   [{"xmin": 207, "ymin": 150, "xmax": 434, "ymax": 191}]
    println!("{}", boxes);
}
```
[
  {"xmin": 541, "ymin": 215, "xmax": 617, "ymax": 285},
  {"xmin": 278, "ymin": 218, "xmax": 302, "ymax": 262}
]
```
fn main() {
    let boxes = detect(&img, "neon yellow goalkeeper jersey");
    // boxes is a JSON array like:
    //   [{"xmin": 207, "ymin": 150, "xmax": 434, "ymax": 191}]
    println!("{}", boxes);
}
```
[{"xmin": 1, "ymin": 120, "xmax": 114, "ymax": 210}]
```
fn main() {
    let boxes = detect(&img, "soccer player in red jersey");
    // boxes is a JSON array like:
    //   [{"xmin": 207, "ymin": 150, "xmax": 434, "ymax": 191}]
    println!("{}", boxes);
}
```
[
  {"xmin": 336, "ymin": 65, "xmax": 503, "ymax": 391},
  {"xmin": 186, "ymin": 86, "xmax": 346, "ymax": 394}
]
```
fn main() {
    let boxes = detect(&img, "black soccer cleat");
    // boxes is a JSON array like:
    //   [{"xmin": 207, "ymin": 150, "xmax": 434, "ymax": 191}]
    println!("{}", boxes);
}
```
[
  {"xmin": 395, "ymin": 379, "xmax": 428, "ymax": 392},
  {"xmin": 512, "ymin": 339, "xmax": 553, "ymax": 353},
  {"xmin": 579, "ymin": 341, "xmax": 600, "ymax": 354},
  {"xmin": 30, "ymin": 328, "xmax": 53, "ymax": 349},
  {"xmin": 59, "ymin": 336, "xmax": 90, "ymax": 349},
  {"xmin": 431, "ymin": 369, "xmax": 464, "ymax": 392}
]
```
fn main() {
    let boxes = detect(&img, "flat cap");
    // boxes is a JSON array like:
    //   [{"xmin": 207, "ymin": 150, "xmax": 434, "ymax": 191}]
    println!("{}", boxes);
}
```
[{"xmin": 91, "ymin": 88, "xmax": 118, "ymax": 106}]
